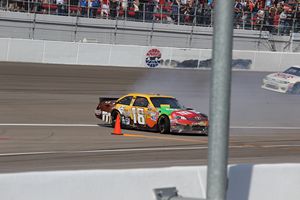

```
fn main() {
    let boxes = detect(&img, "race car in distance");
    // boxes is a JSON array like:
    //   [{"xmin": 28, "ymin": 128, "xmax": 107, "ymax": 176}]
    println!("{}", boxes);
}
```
[
  {"xmin": 261, "ymin": 66, "xmax": 300, "ymax": 94},
  {"xmin": 95, "ymin": 93, "xmax": 209, "ymax": 135}
]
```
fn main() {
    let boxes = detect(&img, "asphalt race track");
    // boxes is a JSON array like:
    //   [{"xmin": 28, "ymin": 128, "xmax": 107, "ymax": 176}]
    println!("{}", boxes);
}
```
[{"xmin": 0, "ymin": 62, "xmax": 300, "ymax": 173}]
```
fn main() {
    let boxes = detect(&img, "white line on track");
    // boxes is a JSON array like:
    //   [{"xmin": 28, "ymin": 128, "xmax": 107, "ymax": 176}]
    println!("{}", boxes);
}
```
[
  {"xmin": 0, "ymin": 146, "xmax": 208, "ymax": 157},
  {"xmin": 1, "ymin": 144, "xmax": 300, "ymax": 157},
  {"xmin": 1, "ymin": 123, "xmax": 300, "ymax": 130},
  {"xmin": 231, "ymin": 126, "xmax": 300, "ymax": 130},
  {"xmin": 0, "ymin": 123, "xmax": 98, "ymax": 127},
  {"xmin": 262, "ymin": 144, "xmax": 300, "ymax": 148}
]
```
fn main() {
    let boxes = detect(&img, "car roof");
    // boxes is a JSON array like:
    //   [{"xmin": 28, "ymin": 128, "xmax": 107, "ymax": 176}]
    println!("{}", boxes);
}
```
[
  {"xmin": 287, "ymin": 66, "xmax": 300, "ymax": 70},
  {"xmin": 125, "ymin": 93, "xmax": 175, "ymax": 98}
]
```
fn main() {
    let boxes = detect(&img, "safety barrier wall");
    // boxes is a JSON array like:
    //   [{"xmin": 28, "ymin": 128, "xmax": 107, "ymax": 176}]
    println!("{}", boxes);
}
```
[
  {"xmin": 0, "ymin": 164, "xmax": 300, "ymax": 200},
  {"xmin": 1, "ymin": 38, "xmax": 300, "ymax": 71}
]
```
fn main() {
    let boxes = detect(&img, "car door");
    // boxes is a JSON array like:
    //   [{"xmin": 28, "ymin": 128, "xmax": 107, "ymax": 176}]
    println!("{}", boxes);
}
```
[
  {"xmin": 131, "ymin": 96, "xmax": 149, "ymax": 128},
  {"xmin": 115, "ymin": 95, "xmax": 133, "ymax": 126}
]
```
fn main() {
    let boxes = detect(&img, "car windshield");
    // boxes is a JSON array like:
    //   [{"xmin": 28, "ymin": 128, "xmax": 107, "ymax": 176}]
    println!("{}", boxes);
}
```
[
  {"xmin": 150, "ymin": 97, "xmax": 183, "ymax": 109},
  {"xmin": 283, "ymin": 67, "xmax": 300, "ymax": 77}
]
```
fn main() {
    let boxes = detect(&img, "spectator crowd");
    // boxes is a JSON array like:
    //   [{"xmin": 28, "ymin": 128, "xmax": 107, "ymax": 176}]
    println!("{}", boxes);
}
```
[{"xmin": 2, "ymin": 0, "xmax": 300, "ymax": 35}]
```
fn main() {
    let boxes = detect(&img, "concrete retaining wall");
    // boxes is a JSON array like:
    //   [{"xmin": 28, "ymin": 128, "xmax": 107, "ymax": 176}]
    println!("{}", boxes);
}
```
[
  {"xmin": 0, "ymin": 164, "xmax": 299, "ymax": 200},
  {"xmin": 0, "ymin": 10, "xmax": 281, "ymax": 51},
  {"xmin": 1, "ymin": 38, "xmax": 300, "ymax": 72}
]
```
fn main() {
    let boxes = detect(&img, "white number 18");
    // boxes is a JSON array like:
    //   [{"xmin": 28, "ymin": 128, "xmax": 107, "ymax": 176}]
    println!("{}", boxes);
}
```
[{"xmin": 132, "ymin": 108, "xmax": 145, "ymax": 125}]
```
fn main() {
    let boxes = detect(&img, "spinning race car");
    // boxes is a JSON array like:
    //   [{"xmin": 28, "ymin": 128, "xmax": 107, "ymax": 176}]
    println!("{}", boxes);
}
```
[
  {"xmin": 261, "ymin": 66, "xmax": 300, "ymax": 94},
  {"xmin": 95, "ymin": 93, "xmax": 209, "ymax": 135}
]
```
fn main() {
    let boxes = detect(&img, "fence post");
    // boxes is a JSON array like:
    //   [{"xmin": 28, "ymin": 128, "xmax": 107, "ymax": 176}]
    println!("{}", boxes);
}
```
[
  {"xmin": 74, "ymin": 15, "xmax": 79, "ymax": 41},
  {"xmin": 160, "ymin": 4, "xmax": 162, "ymax": 23},
  {"xmin": 68, "ymin": 0, "xmax": 70, "ymax": 16},
  {"xmin": 249, "ymin": 13, "xmax": 252, "ymax": 30},
  {"xmin": 149, "ymin": 19, "xmax": 154, "ymax": 46},
  {"xmin": 31, "ymin": 12, "xmax": 37, "ymax": 39},
  {"xmin": 114, "ymin": 15, "xmax": 118, "ymax": 44},
  {"xmin": 87, "ymin": 0, "xmax": 90, "ymax": 18},
  {"xmin": 189, "ymin": 0, "xmax": 198, "ymax": 48},
  {"xmin": 242, "ymin": 11, "xmax": 245, "ymax": 30},
  {"xmin": 143, "ymin": 3, "xmax": 145, "ymax": 22},
  {"xmin": 177, "ymin": 4, "xmax": 180, "ymax": 25}
]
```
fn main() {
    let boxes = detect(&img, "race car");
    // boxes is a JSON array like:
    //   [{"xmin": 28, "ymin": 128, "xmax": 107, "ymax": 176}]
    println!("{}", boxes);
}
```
[
  {"xmin": 261, "ymin": 66, "xmax": 300, "ymax": 94},
  {"xmin": 95, "ymin": 93, "xmax": 209, "ymax": 135}
]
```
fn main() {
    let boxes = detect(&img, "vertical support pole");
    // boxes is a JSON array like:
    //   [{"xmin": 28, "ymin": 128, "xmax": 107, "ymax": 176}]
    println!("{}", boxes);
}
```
[
  {"xmin": 31, "ymin": 12, "xmax": 36, "ymax": 39},
  {"xmin": 114, "ymin": 15, "xmax": 118, "ymax": 44},
  {"xmin": 149, "ymin": 19, "xmax": 154, "ymax": 46},
  {"xmin": 207, "ymin": 0, "xmax": 234, "ymax": 200},
  {"xmin": 68, "ymin": 0, "xmax": 70, "ymax": 16},
  {"xmin": 160, "ymin": 4, "xmax": 162, "ymax": 23},
  {"xmin": 87, "ymin": 0, "xmax": 90, "ymax": 18},
  {"xmin": 143, "ymin": 3, "xmax": 145, "ymax": 22},
  {"xmin": 74, "ymin": 14, "xmax": 79, "ymax": 41},
  {"xmin": 242, "ymin": 11, "xmax": 245, "ymax": 30},
  {"xmin": 189, "ymin": 0, "xmax": 198, "ymax": 48},
  {"xmin": 177, "ymin": 4, "xmax": 180, "ymax": 25}
]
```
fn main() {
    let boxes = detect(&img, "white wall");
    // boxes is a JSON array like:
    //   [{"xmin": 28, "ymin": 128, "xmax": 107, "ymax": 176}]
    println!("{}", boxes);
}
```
[
  {"xmin": 1, "ymin": 38, "xmax": 300, "ymax": 72},
  {"xmin": 0, "ymin": 164, "xmax": 300, "ymax": 200}
]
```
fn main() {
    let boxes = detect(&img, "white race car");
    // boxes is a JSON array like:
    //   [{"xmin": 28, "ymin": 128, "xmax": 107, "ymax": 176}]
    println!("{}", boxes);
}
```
[{"xmin": 262, "ymin": 66, "xmax": 300, "ymax": 94}]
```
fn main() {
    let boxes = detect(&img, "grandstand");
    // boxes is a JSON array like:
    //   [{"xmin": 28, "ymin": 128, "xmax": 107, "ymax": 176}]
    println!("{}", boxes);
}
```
[
  {"xmin": 1, "ymin": 0, "xmax": 300, "ymax": 34},
  {"xmin": 1, "ymin": 0, "xmax": 300, "ymax": 51}
]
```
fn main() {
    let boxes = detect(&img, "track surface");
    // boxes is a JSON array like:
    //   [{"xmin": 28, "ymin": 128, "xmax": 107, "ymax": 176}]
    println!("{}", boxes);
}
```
[{"xmin": 0, "ymin": 62, "xmax": 300, "ymax": 173}]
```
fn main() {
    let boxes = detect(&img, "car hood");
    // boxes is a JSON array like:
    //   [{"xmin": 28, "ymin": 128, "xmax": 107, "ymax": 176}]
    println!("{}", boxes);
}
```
[
  {"xmin": 267, "ymin": 72, "xmax": 298, "ymax": 82},
  {"xmin": 171, "ymin": 110, "xmax": 208, "ymax": 120},
  {"xmin": 158, "ymin": 106, "xmax": 207, "ymax": 120}
]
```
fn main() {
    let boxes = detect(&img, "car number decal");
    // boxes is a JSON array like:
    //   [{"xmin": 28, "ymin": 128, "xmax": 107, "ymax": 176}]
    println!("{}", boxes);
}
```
[{"xmin": 132, "ymin": 108, "xmax": 145, "ymax": 125}]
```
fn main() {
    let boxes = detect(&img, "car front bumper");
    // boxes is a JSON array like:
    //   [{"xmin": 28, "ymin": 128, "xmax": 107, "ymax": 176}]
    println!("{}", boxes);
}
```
[
  {"xmin": 261, "ymin": 79, "xmax": 291, "ymax": 93},
  {"xmin": 171, "ymin": 123, "xmax": 208, "ymax": 135}
]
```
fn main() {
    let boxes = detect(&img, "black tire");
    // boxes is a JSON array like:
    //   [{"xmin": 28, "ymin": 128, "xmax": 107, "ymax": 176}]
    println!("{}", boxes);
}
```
[
  {"xmin": 158, "ymin": 115, "xmax": 170, "ymax": 134},
  {"xmin": 291, "ymin": 83, "xmax": 300, "ymax": 94},
  {"xmin": 203, "ymin": 127, "xmax": 209, "ymax": 136},
  {"xmin": 110, "ymin": 110, "xmax": 119, "ymax": 128}
]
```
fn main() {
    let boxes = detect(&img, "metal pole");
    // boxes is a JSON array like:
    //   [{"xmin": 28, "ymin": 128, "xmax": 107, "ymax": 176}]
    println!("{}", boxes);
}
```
[
  {"xmin": 160, "ymin": 4, "xmax": 162, "ymax": 23},
  {"xmin": 87, "ymin": 0, "xmax": 90, "ymax": 18},
  {"xmin": 149, "ymin": 19, "xmax": 154, "ymax": 46},
  {"xmin": 143, "ymin": 3, "xmax": 145, "ymax": 22},
  {"xmin": 189, "ymin": 0, "xmax": 198, "ymax": 48},
  {"xmin": 207, "ymin": 0, "xmax": 234, "ymax": 200},
  {"xmin": 177, "ymin": 4, "xmax": 180, "ymax": 25},
  {"xmin": 68, "ymin": 0, "xmax": 70, "ymax": 16},
  {"xmin": 31, "ymin": 12, "xmax": 36, "ymax": 39},
  {"xmin": 114, "ymin": 13, "xmax": 118, "ymax": 44}
]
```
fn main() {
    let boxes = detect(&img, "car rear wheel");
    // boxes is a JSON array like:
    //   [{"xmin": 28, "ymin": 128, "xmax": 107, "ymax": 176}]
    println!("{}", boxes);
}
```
[
  {"xmin": 158, "ymin": 116, "xmax": 170, "ymax": 134},
  {"xmin": 291, "ymin": 83, "xmax": 300, "ymax": 94},
  {"xmin": 111, "ymin": 110, "xmax": 120, "ymax": 128}
]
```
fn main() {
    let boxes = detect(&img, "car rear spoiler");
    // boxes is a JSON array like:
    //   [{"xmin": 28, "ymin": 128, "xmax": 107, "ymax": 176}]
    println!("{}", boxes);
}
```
[{"xmin": 99, "ymin": 97, "xmax": 119, "ymax": 104}]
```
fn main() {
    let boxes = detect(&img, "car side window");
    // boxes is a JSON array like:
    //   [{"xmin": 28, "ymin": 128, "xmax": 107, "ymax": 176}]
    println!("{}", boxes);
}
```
[
  {"xmin": 118, "ymin": 96, "xmax": 133, "ymax": 105},
  {"xmin": 133, "ymin": 97, "xmax": 149, "ymax": 107}
]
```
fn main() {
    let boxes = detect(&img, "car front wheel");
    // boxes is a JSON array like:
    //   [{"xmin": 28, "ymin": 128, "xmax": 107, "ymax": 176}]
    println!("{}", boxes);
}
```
[
  {"xmin": 291, "ymin": 83, "xmax": 300, "ymax": 94},
  {"xmin": 158, "ymin": 116, "xmax": 170, "ymax": 134}
]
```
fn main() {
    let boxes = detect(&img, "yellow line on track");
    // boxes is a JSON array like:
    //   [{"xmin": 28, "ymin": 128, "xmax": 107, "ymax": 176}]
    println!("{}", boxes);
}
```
[{"xmin": 123, "ymin": 133, "xmax": 207, "ymax": 143}]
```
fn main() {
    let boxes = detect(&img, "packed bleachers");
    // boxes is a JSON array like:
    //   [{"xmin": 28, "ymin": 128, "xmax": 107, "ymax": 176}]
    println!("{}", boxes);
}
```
[{"xmin": 1, "ymin": 0, "xmax": 300, "ymax": 35}]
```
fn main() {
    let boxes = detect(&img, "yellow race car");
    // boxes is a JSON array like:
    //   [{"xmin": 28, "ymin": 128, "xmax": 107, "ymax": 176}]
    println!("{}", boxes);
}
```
[{"xmin": 95, "ymin": 93, "xmax": 209, "ymax": 135}]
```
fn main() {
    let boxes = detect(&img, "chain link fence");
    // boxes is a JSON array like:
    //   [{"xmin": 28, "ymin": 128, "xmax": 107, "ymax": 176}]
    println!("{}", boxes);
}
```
[{"xmin": 1, "ymin": 0, "xmax": 300, "ymax": 36}]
